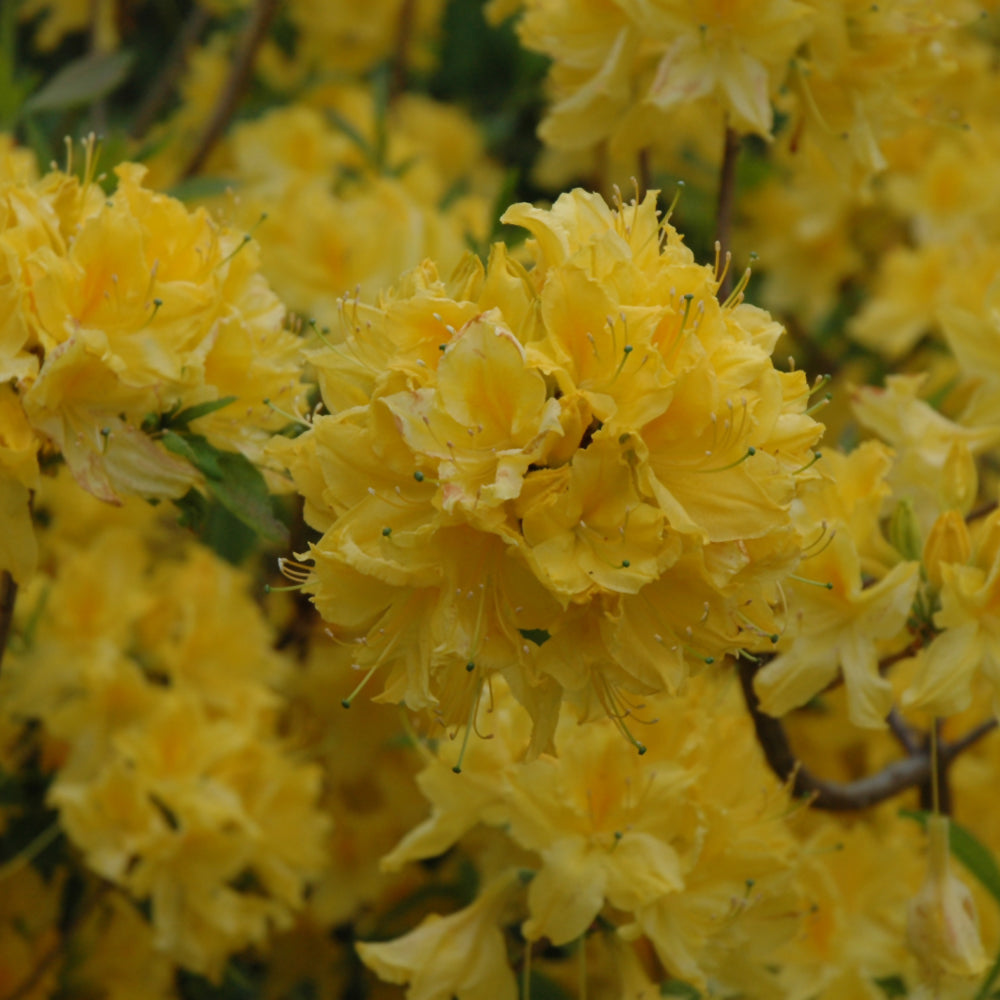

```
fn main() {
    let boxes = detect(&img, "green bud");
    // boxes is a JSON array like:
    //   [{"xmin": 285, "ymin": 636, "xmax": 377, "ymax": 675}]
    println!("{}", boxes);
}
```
[{"xmin": 889, "ymin": 498, "xmax": 922, "ymax": 562}]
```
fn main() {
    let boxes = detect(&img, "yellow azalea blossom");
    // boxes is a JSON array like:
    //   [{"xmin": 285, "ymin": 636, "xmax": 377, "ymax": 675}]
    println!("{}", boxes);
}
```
[
  {"xmin": 0, "ymin": 492, "xmax": 329, "ymax": 978},
  {"xmin": 754, "ymin": 447, "xmax": 920, "ymax": 728},
  {"xmin": 852, "ymin": 374, "xmax": 1000, "ymax": 527},
  {"xmin": 904, "ymin": 508, "xmax": 1000, "ymax": 716},
  {"xmin": 1, "ymin": 157, "xmax": 303, "ymax": 508},
  {"xmin": 380, "ymin": 672, "xmax": 799, "ymax": 988},
  {"xmin": 792, "ymin": 0, "xmax": 964, "ymax": 182},
  {"xmin": 356, "ymin": 870, "xmax": 520, "ymax": 1000},
  {"xmin": 19, "ymin": 0, "xmax": 119, "ymax": 51},
  {"xmin": 209, "ymin": 91, "xmax": 500, "ymax": 330},
  {"xmin": 277, "ymin": 189, "xmax": 823, "ymax": 737},
  {"xmin": 517, "ymin": 0, "xmax": 813, "ymax": 156},
  {"xmin": 0, "ymin": 383, "xmax": 39, "ymax": 582}
]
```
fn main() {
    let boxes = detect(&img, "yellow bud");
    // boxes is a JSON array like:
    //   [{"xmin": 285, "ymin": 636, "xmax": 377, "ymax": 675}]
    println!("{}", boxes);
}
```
[
  {"xmin": 907, "ymin": 815, "xmax": 988, "ymax": 985},
  {"xmin": 923, "ymin": 511, "xmax": 971, "ymax": 590},
  {"xmin": 890, "ymin": 498, "xmax": 923, "ymax": 563},
  {"xmin": 975, "ymin": 509, "xmax": 1000, "ymax": 574},
  {"xmin": 942, "ymin": 441, "xmax": 978, "ymax": 514}
]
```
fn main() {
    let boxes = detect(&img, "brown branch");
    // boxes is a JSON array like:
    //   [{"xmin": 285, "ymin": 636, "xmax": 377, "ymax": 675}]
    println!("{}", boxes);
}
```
[
  {"xmin": 715, "ymin": 125, "xmax": 741, "ymax": 302},
  {"xmin": 0, "ymin": 571, "xmax": 16, "ymax": 678},
  {"xmin": 131, "ymin": 4, "xmax": 211, "ymax": 140},
  {"xmin": 637, "ymin": 147, "xmax": 652, "ymax": 198},
  {"xmin": 181, "ymin": 0, "xmax": 280, "ymax": 179},
  {"xmin": 737, "ymin": 658, "xmax": 998, "ymax": 812},
  {"xmin": 390, "ymin": 0, "xmax": 417, "ymax": 102}
]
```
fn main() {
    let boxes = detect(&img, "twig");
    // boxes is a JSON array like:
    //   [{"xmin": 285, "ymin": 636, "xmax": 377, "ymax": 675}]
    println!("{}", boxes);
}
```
[
  {"xmin": 737, "ymin": 658, "xmax": 998, "ymax": 811},
  {"xmin": 181, "ymin": 0, "xmax": 280, "ymax": 179},
  {"xmin": 637, "ymin": 146, "xmax": 651, "ymax": 198},
  {"xmin": 390, "ymin": 0, "xmax": 416, "ymax": 101},
  {"xmin": 887, "ymin": 707, "xmax": 922, "ymax": 755},
  {"xmin": 131, "ymin": 4, "xmax": 211, "ymax": 140},
  {"xmin": 0, "ymin": 571, "xmax": 16, "ymax": 678},
  {"xmin": 715, "ymin": 125, "xmax": 741, "ymax": 301}
]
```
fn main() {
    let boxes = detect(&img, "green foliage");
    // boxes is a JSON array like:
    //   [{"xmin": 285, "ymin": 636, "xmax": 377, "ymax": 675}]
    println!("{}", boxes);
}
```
[
  {"xmin": 660, "ymin": 980, "xmax": 702, "ymax": 998},
  {"xmin": 874, "ymin": 974, "xmax": 909, "ymax": 998},
  {"xmin": 162, "ymin": 431, "xmax": 289, "ymax": 546},
  {"xmin": 21, "ymin": 49, "xmax": 134, "ymax": 116}
]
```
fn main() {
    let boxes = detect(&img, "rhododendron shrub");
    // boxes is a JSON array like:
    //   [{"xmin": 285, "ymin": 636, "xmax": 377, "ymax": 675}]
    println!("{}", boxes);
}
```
[{"xmin": 4, "ymin": 2, "xmax": 1000, "ymax": 1000}]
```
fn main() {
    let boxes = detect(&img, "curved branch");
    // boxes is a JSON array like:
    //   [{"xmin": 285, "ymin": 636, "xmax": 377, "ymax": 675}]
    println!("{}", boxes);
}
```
[
  {"xmin": 737, "ymin": 658, "xmax": 997, "ymax": 811},
  {"xmin": 181, "ymin": 0, "xmax": 280, "ymax": 179}
]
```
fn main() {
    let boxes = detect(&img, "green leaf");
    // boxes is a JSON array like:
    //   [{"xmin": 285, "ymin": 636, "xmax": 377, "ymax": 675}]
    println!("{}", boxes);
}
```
[
  {"xmin": 167, "ymin": 175, "xmax": 238, "ymax": 204},
  {"xmin": 168, "ymin": 396, "xmax": 238, "ymax": 431},
  {"xmin": 204, "ymin": 448, "xmax": 289, "ymax": 546},
  {"xmin": 660, "ymin": 981, "xmax": 702, "ymax": 999},
  {"xmin": 161, "ymin": 430, "xmax": 223, "ymax": 481},
  {"xmin": 522, "ymin": 971, "xmax": 574, "ymax": 1000},
  {"xmin": 23, "ymin": 49, "xmax": 135, "ymax": 114},
  {"xmin": 164, "ymin": 433, "xmax": 288, "ymax": 545},
  {"xmin": 519, "ymin": 628, "xmax": 551, "ymax": 646},
  {"xmin": 873, "ymin": 974, "xmax": 908, "ymax": 998},
  {"xmin": 901, "ymin": 810, "xmax": 1000, "ymax": 905}
]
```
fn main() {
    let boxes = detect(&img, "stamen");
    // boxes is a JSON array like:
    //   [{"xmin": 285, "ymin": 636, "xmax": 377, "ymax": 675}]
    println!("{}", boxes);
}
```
[
  {"xmin": 794, "ymin": 451, "xmax": 822, "ymax": 474},
  {"xmin": 264, "ymin": 398, "xmax": 311, "ymax": 428},
  {"xmin": 789, "ymin": 574, "xmax": 834, "ymax": 589},
  {"xmin": 806, "ymin": 393, "xmax": 832, "ymax": 416},
  {"xmin": 695, "ymin": 446, "xmax": 756, "ymax": 473},
  {"xmin": 721, "ymin": 267, "xmax": 752, "ymax": 309},
  {"xmin": 452, "ymin": 679, "xmax": 484, "ymax": 773},
  {"xmin": 277, "ymin": 557, "xmax": 312, "ymax": 583}
]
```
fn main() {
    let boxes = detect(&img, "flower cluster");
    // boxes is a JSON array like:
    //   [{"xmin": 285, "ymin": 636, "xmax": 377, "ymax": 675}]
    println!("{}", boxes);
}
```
[
  {"xmin": 0, "ymin": 148, "xmax": 303, "ymax": 582},
  {"xmin": 0, "ymin": 473, "xmax": 329, "ymax": 978},
  {"xmin": 276, "ymin": 187, "xmax": 823, "ymax": 744}
]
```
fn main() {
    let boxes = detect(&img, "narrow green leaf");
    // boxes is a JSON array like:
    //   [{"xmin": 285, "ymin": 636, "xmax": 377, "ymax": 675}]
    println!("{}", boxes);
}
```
[
  {"xmin": 324, "ymin": 108, "xmax": 377, "ymax": 165},
  {"xmin": 161, "ymin": 430, "xmax": 223, "ymax": 481},
  {"xmin": 23, "ymin": 50, "xmax": 134, "ymax": 114},
  {"xmin": 167, "ymin": 175, "xmax": 238, "ymax": 204},
  {"xmin": 901, "ymin": 810, "xmax": 1000, "ymax": 905},
  {"xmin": 168, "ymin": 396, "xmax": 238, "ymax": 431}
]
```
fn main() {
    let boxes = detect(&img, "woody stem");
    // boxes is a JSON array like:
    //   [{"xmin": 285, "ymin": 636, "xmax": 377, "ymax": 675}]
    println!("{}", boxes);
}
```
[{"xmin": 737, "ymin": 657, "xmax": 997, "ymax": 811}]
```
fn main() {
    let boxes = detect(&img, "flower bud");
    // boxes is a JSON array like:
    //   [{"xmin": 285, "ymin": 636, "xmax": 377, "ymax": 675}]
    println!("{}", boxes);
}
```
[
  {"xmin": 923, "ymin": 511, "xmax": 971, "ymax": 590},
  {"xmin": 941, "ymin": 440, "xmax": 978, "ymax": 514},
  {"xmin": 907, "ymin": 815, "xmax": 988, "ymax": 984},
  {"xmin": 890, "ymin": 498, "xmax": 923, "ymax": 563}
]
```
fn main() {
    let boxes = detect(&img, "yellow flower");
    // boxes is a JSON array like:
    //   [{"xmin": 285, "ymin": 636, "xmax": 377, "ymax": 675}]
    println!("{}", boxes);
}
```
[
  {"xmin": 904, "ymin": 508, "xmax": 1000, "ymax": 716},
  {"xmin": 1, "ymin": 496, "xmax": 329, "ymax": 978},
  {"xmin": 278, "ymin": 189, "xmax": 823, "ymax": 736},
  {"xmin": 0, "ymin": 382, "xmax": 39, "ymax": 582},
  {"xmin": 209, "ymin": 91, "xmax": 500, "ymax": 330},
  {"xmin": 381, "ymin": 672, "xmax": 799, "ymax": 988},
  {"xmin": 754, "ymin": 446, "xmax": 920, "ymax": 728},
  {"xmin": 4, "ymin": 159, "xmax": 303, "ymax": 504},
  {"xmin": 852, "ymin": 374, "xmax": 1000, "ymax": 526},
  {"xmin": 518, "ymin": 0, "xmax": 813, "ymax": 154},
  {"xmin": 356, "ymin": 871, "xmax": 519, "ymax": 1000}
]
